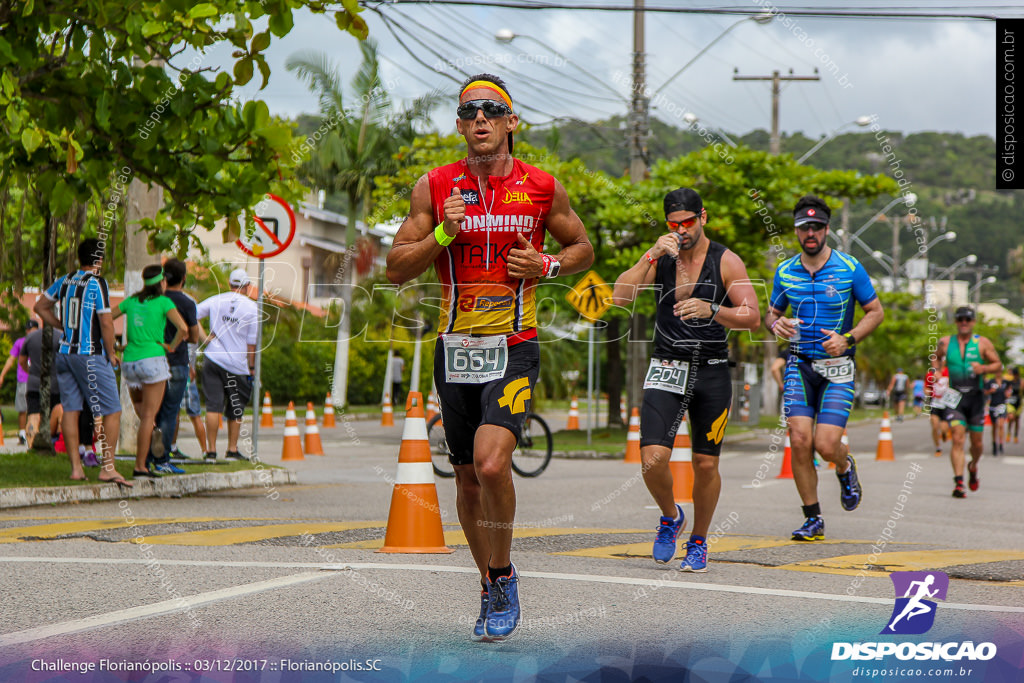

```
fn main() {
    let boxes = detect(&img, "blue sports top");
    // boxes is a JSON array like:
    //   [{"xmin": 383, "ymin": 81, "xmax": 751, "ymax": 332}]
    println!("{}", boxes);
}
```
[
  {"xmin": 769, "ymin": 249, "xmax": 878, "ymax": 361},
  {"xmin": 43, "ymin": 270, "xmax": 112, "ymax": 356}
]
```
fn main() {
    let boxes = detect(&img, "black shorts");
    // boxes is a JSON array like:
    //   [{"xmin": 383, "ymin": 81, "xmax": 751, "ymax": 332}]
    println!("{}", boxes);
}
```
[
  {"xmin": 201, "ymin": 360, "xmax": 252, "ymax": 421},
  {"xmin": 893, "ymin": 391, "xmax": 907, "ymax": 403},
  {"xmin": 26, "ymin": 390, "xmax": 61, "ymax": 415},
  {"xmin": 434, "ymin": 337, "xmax": 540, "ymax": 467},
  {"xmin": 640, "ymin": 361, "xmax": 732, "ymax": 455},
  {"xmin": 944, "ymin": 390, "xmax": 986, "ymax": 433}
]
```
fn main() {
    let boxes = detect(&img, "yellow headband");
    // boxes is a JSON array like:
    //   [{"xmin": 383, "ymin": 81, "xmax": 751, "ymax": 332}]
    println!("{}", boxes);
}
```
[{"xmin": 460, "ymin": 81, "xmax": 513, "ymax": 109}]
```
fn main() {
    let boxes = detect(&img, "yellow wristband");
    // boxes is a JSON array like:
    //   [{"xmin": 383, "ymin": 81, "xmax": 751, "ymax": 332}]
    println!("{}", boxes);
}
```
[{"xmin": 434, "ymin": 223, "xmax": 455, "ymax": 247}]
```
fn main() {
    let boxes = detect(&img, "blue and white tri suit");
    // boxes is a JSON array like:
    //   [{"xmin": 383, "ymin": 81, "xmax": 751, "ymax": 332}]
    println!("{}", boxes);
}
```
[{"xmin": 770, "ymin": 250, "xmax": 878, "ymax": 427}]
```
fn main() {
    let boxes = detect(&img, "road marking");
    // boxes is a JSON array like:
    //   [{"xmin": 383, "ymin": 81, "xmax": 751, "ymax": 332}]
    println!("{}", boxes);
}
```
[
  {"xmin": 779, "ymin": 549, "xmax": 1024, "ymax": 576},
  {"xmin": 1002, "ymin": 458, "xmax": 1024, "ymax": 466},
  {"xmin": 141, "ymin": 521, "xmax": 387, "ymax": 546},
  {"xmin": 0, "ymin": 572, "xmax": 329, "ymax": 647},
  {"xmin": 0, "ymin": 518, "xmax": 254, "ymax": 544},
  {"xmin": 0, "ymin": 556, "xmax": 1019, "ymax": 631},
  {"xmin": 325, "ymin": 527, "xmax": 649, "ymax": 550},
  {"xmin": 557, "ymin": 534, "xmax": 850, "ymax": 560}
]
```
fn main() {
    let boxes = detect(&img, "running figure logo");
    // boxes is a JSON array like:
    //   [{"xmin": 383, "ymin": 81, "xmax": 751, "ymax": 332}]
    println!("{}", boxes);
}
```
[{"xmin": 881, "ymin": 571, "xmax": 949, "ymax": 635}]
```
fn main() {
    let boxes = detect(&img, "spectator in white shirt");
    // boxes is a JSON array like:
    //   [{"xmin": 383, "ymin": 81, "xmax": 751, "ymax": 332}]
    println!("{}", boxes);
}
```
[{"xmin": 196, "ymin": 269, "xmax": 258, "ymax": 461}]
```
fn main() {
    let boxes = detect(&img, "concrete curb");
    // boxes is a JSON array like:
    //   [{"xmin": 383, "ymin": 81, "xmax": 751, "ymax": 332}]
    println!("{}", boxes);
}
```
[{"xmin": 0, "ymin": 468, "xmax": 296, "ymax": 510}]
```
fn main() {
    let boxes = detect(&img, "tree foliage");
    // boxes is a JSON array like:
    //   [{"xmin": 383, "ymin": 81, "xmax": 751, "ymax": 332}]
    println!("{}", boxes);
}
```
[{"xmin": 0, "ymin": 0, "xmax": 367, "ymax": 257}]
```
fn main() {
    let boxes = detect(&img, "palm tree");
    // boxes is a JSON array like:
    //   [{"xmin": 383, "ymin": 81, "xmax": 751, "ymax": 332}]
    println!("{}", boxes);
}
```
[{"xmin": 286, "ymin": 40, "xmax": 438, "ymax": 407}]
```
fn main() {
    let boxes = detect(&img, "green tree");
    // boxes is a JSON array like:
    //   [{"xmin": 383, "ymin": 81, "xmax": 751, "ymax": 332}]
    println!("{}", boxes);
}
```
[{"xmin": 286, "ymin": 40, "xmax": 438, "ymax": 407}]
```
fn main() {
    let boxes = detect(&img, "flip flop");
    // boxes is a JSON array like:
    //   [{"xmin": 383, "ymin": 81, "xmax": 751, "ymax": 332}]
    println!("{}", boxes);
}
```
[{"xmin": 99, "ymin": 476, "xmax": 133, "ymax": 488}]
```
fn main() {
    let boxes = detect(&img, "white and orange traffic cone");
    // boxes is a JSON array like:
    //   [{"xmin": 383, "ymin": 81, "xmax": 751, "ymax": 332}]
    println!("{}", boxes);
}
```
[
  {"xmin": 740, "ymin": 384, "xmax": 751, "ymax": 422},
  {"xmin": 567, "ymin": 396, "xmax": 580, "ymax": 430},
  {"xmin": 620, "ymin": 396, "xmax": 627, "ymax": 423},
  {"xmin": 381, "ymin": 393, "xmax": 395, "ymax": 427},
  {"xmin": 304, "ymin": 402, "xmax": 324, "ymax": 456},
  {"xmin": 426, "ymin": 390, "xmax": 440, "ymax": 422},
  {"xmin": 322, "ymin": 392, "xmax": 336, "ymax": 428},
  {"xmin": 624, "ymin": 407, "xmax": 641, "ymax": 464},
  {"xmin": 281, "ymin": 402, "xmax": 304, "ymax": 461},
  {"xmin": 876, "ymin": 410, "xmax": 895, "ymax": 461},
  {"xmin": 260, "ymin": 392, "xmax": 274, "ymax": 428},
  {"xmin": 670, "ymin": 419, "xmax": 694, "ymax": 504},
  {"xmin": 379, "ymin": 392, "xmax": 453, "ymax": 554},
  {"xmin": 776, "ymin": 430, "xmax": 794, "ymax": 479}
]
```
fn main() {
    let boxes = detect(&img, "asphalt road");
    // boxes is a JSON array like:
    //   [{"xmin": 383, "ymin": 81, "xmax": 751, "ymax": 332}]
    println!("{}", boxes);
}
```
[{"xmin": 1, "ymin": 410, "xmax": 1022, "ymax": 682}]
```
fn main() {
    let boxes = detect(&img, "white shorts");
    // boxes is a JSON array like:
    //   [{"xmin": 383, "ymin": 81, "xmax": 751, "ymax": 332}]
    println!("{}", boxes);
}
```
[{"xmin": 122, "ymin": 356, "xmax": 171, "ymax": 389}]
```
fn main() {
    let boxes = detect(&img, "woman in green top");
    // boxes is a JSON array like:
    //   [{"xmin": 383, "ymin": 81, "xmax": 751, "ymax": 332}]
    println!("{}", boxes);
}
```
[{"xmin": 113, "ymin": 264, "xmax": 188, "ymax": 477}]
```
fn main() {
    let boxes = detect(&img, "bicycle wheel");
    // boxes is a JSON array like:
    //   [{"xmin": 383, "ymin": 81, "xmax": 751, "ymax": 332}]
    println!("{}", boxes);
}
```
[
  {"xmin": 427, "ymin": 413, "xmax": 456, "ymax": 478},
  {"xmin": 511, "ymin": 413, "xmax": 553, "ymax": 477}
]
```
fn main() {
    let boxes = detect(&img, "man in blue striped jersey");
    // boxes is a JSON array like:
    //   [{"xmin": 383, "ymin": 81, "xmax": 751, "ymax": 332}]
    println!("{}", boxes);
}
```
[
  {"xmin": 35, "ymin": 238, "xmax": 129, "ymax": 486},
  {"xmin": 765, "ymin": 196, "xmax": 884, "ymax": 541}
]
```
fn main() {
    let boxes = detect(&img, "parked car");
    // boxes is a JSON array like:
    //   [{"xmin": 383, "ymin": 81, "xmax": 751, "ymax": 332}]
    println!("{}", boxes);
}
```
[{"xmin": 858, "ymin": 383, "xmax": 886, "ymax": 406}]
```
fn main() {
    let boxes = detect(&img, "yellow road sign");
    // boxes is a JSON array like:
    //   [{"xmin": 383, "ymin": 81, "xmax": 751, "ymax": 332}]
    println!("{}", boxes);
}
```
[{"xmin": 567, "ymin": 270, "xmax": 613, "ymax": 321}]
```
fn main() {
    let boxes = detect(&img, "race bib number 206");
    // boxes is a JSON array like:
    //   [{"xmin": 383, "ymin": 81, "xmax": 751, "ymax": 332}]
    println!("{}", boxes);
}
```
[{"xmin": 442, "ymin": 334, "xmax": 508, "ymax": 384}]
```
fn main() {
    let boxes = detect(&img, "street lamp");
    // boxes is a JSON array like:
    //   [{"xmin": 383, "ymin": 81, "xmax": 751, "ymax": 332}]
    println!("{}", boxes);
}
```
[
  {"xmin": 654, "ymin": 13, "xmax": 774, "ymax": 96},
  {"xmin": 934, "ymin": 254, "xmax": 977, "ymax": 311},
  {"xmin": 682, "ymin": 112, "xmax": 737, "ymax": 147},
  {"xmin": 969, "ymin": 275, "xmax": 998, "ymax": 303},
  {"xmin": 797, "ymin": 115, "xmax": 874, "ymax": 164},
  {"xmin": 924, "ymin": 230, "xmax": 957, "ymax": 252},
  {"xmin": 494, "ymin": 29, "xmax": 628, "ymax": 104}
]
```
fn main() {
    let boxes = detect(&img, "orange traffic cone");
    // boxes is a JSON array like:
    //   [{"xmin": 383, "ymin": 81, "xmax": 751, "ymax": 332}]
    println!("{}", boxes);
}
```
[
  {"xmin": 381, "ymin": 393, "xmax": 395, "ymax": 427},
  {"xmin": 567, "ymin": 396, "xmax": 580, "ymax": 430},
  {"xmin": 322, "ymin": 392, "xmax": 336, "ymax": 428},
  {"xmin": 426, "ymin": 391, "xmax": 440, "ymax": 422},
  {"xmin": 620, "ymin": 396, "xmax": 627, "ymax": 423},
  {"xmin": 876, "ymin": 410, "xmax": 895, "ymax": 461},
  {"xmin": 776, "ymin": 430, "xmax": 794, "ymax": 479},
  {"xmin": 624, "ymin": 407, "xmax": 641, "ymax": 464},
  {"xmin": 260, "ymin": 392, "xmax": 274, "ymax": 428},
  {"xmin": 281, "ymin": 402, "xmax": 304, "ymax": 461},
  {"xmin": 670, "ymin": 419, "xmax": 694, "ymax": 503},
  {"xmin": 740, "ymin": 384, "xmax": 751, "ymax": 422},
  {"xmin": 304, "ymin": 402, "xmax": 324, "ymax": 456},
  {"xmin": 379, "ymin": 392, "xmax": 452, "ymax": 554},
  {"xmin": 984, "ymin": 413, "xmax": 991, "ymax": 427}
]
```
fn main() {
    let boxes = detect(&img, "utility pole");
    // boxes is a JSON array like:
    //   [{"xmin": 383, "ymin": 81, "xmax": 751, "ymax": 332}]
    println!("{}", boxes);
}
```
[
  {"xmin": 626, "ymin": 0, "xmax": 648, "ymax": 415},
  {"xmin": 628, "ymin": 0, "xmax": 648, "ymax": 182},
  {"xmin": 891, "ymin": 214, "xmax": 902, "ymax": 285},
  {"xmin": 733, "ymin": 68, "xmax": 817, "ymax": 417},
  {"xmin": 732, "ymin": 69, "xmax": 820, "ymax": 154}
]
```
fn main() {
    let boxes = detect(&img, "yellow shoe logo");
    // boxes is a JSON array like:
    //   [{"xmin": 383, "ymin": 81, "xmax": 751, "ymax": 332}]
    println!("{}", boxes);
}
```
[
  {"xmin": 706, "ymin": 408, "xmax": 729, "ymax": 445},
  {"xmin": 498, "ymin": 377, "xmax": 531, "ymax": 414}
]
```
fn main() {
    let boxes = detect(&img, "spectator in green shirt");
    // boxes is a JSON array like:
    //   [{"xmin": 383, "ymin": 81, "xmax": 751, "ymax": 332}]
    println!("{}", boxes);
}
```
[{"xmin": 113, "ymin": 264, "xmax": 188, "ymax": 477}]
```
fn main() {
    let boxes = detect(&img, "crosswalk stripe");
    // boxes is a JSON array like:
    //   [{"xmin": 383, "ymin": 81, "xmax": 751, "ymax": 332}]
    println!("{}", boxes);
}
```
[
  {"xmin": 325, "ymin": 527, "xmax": 649, "ymax": 550},
  {"xmin": 0, "ymin": 518, "xmax": 253, "ymax": 544},
  {"xmin": 778, "ymin": 549, "xmax": 1024, "ymax": 576},
  {"xmin": 140, "ymin": 521, "xmax": 387, "ymax": 546}
]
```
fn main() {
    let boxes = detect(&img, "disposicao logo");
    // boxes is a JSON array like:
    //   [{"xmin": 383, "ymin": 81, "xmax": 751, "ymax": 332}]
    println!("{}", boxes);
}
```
[
  {"xmin": 831, "ymin": 570, "xmax": 997, "ymax": 663},
  {"xmin": 882, "ymin": 570, "xmax": 947, "ymax": 635}
]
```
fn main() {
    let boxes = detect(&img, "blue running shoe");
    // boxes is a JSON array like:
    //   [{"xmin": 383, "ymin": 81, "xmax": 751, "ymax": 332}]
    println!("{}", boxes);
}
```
[
  {"xmin": 653, "ymin": 503, "xmax": 686, "ymax": 564},
  {"xmin": 484, "ymin": 564, "xmax": 521, "ymax": 641},
  {"xmin": 679, "ymin": 539, "xmax": 708, "ymax": 573},
  {"xmin": 153, "ymin": 461, "xmax": 185, "ymax": 474},
  {"xmin": 472, "ymin": 588, "xmax": 488, "ymax": 642},
  {"xmin": 792, "ymin": 516, "xmax": 825, "ymax": 541},
  {"xmin": 837, "ymin": 455, "xmax": 862, "ymax": 511}
]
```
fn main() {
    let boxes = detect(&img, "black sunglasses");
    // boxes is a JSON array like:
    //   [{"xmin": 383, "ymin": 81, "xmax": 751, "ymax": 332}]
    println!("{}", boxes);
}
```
[
  {"xmin": 457, "ymin": 99, "xmax": 512, "ymax": 120},
  {"xmin": 956, "ymin": 317, "xmax": 974, "ymax": 323},
  {"xmin": 796, "ymin": 223, "xmax": 828, "ymax": 232}
]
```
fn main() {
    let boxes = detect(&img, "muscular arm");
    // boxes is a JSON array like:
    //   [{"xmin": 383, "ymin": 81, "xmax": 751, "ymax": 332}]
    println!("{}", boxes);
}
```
[
  {"xmin": 849, "ymin": 297, "xmax": 884, "ymax": 344},
  {"xmin": 533, "ymin": 180, "xmax": 593, "ymax": 276},
  {"xmin": 98, "ymin": 311, "xmax": 117, "ymax": 362},
  {"xmin": 675, "ymin": 250, "xmax": 761, "ymax": 330},
  {"xmin": 975, "ymin": 337, "xmax": 1002, "ymax": 376},
  {"xmin": 386, "ymin": 175, "xmax": 449, "ymax": 285},
  {"xmin": 505, "ymin": 179, "xmax": 593, "ymax": 279},
  {"xmin": 612, "ymin": 232, "xmax": 680, "ymax": 305},
  {"xmin": 33, "ymin": 296, "xmax": 62, "ymax": 329}
]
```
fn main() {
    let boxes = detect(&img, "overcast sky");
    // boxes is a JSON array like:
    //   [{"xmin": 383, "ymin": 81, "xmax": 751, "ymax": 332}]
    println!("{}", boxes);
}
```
[{"xmin": 201, "ymin": 2, "xmax": 1019, "ymax": 140}]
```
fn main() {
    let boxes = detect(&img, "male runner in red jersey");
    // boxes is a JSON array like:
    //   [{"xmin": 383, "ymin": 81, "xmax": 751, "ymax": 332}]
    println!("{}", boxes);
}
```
[{"xmin": 387, "ymin": 74, "xmax": 593, "ymax": 641}]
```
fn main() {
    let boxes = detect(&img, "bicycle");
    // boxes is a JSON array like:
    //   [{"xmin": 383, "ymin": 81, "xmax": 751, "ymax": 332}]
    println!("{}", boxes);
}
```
[{"xmin": 427, "ymin": 412, "xmax": 553, "ymax": 478}]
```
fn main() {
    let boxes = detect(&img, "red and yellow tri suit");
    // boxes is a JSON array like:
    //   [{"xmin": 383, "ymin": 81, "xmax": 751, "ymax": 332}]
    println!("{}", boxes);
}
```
[{"xmin": 428, "ymin": 157, "xmax": 554, "ymax": 344}]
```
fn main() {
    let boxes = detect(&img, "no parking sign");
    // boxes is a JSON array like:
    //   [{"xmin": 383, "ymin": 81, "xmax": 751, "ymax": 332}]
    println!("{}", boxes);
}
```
[{"xmin": 236, "ymin": 193, "xmax": 296, "ymax": 259}]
